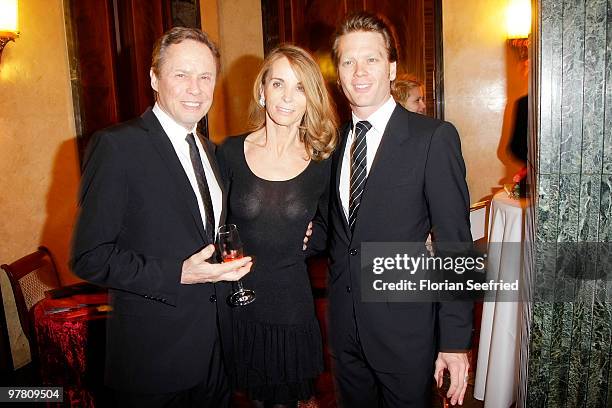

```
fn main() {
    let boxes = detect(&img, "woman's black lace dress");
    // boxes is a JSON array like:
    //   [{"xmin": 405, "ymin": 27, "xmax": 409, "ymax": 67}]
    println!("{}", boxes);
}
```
[{"xmin": 217, "ymin": 135, "xmax": 330, "ymax": 403}]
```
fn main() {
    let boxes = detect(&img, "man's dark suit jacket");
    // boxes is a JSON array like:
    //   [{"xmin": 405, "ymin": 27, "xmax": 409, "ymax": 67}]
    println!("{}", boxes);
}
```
[
  {"xmin": 327, "ymin": 104, "xmax": 473, "ymax": 374},
  {"xmin": 71, "ymin": 108, "xmax": 232, "ymax": 394}
]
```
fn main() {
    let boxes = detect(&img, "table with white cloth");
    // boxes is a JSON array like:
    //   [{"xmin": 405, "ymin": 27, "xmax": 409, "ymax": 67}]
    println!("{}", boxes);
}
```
[{"xmin": 474, "ymin": 190, "xmax": 529, "ymax": 408}]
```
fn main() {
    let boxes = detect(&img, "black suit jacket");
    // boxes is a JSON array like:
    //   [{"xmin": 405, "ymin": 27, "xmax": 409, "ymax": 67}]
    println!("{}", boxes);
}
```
[
  {"xmin": 71, "ymin": 108, "xmax": 232, "ymax": 393},
  {"xmin": 327, "ymin": 104, "xmax": 473, "ymax": 373}
]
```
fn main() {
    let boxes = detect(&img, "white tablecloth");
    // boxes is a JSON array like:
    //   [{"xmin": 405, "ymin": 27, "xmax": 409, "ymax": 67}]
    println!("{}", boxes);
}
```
[{"xmin": 474, "ymin": 191, "xmax": 528, "ymax": 407}]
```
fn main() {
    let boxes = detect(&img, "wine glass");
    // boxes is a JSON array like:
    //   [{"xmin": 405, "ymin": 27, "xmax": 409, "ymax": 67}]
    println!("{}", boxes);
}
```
[{"xmin": 217, "ymin": 224, "xmax": 256, "ymax": 306}]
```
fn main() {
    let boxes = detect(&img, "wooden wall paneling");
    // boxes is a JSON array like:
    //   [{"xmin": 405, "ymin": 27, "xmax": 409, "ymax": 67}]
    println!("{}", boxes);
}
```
[
  {"xmin": 261, "ymin": 0, "xmax": 442, "ymax": 119},
  {"xmin": 365, "ymin": 0, "xmax": 443, "ymax": 117},
  {"xmin": 67, "ymin": 0, "xmax": 204, "ymax": 157},
  {"xmin": 423, "ymin": 0, "xmax": 436, "ymax": 117},
  {"xmin": 162, "ymin": 0, "xmax": 174, "ymax": 29},
  {"xmin": 289, "ymin": 0, "xmax": 305, "ymax": 45},
  {"xmin": 114, "ymin": 0, "xmax": 137, "ymax": 122},
  {"xmin": 300, "ymin": 0, "xmax": 345, "ymax": 47},
  {"xmin": 129, "ymin": 0, "xmax": 165, "ymax": 115},
  {"xmin": 365, "ymin": 0, "xmax": 425, "ymax": 81},
  {"xmin": 432, "ymin": 0, "xmax": 443, "ymax": 118},
  {"xmin": 345, "ymin": 0, "xmax": 366, "ymax": 12},
  {"xmin": 115, "ymin": 0, "xmax": 165, "ymax": 121},
  {"xmin": 261, "ymin": 0, "xmax": 280, "ymax": 54},
  {"xmin": 306, "ymin": 0, "xmax": 355, "ymax": 121},
  {"xmin": 68, "ymin": 0, "xmax": 119, "ymax": 157},
  {"xmin": 281, "ymin": 0, "xmax": 292, "ymax": 43},
  {"xmin": 366, "ymin": 0, "xmax": 443, "ymax": 118},
  {"xmin": 166, "ymin": 0, "xmax": 200, "ymax": 28}
]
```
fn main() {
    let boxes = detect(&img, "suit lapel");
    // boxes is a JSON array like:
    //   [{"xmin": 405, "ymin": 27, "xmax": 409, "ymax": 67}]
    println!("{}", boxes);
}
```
[
  {"xmin": 352, "ymin": 106, "xmax": 410, "ymax": 238},
  {"xmin": 140, "ymin": 109, "xmax": 207, "ymax": 242},
  {"xmin": 365, "ymin": 107, "xmax": 409, "ymax": 185},
  {"xmin": 334, "ymin": 122, "xmax": 352, "ymax": 240}
]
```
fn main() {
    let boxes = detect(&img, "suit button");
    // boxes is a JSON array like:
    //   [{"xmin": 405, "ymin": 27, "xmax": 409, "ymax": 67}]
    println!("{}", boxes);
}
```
[
  {"xmin": 349, "ymin": 248, "xmax": 358, "ymax": 256},
  {"xmin": 346, "ymin": 286, "xmax": 351, "ymax": 293},
  {"xmin": 209, "ymin": 295, "xmax": 217, "ymax": 303}
]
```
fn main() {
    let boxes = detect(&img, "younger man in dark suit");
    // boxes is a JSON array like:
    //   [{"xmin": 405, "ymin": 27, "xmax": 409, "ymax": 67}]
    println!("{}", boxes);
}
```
[
  {"xmin": 327, "ymin": 12, "xmax": 473, "ymax": 407},
  {"xmin": 71, "ymin": 27, "xmax": 252, "ymax": 407}
]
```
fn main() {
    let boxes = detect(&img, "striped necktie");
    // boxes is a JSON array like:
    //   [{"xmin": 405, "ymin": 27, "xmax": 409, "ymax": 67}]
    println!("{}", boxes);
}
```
[
  {"xmin": 348, "ymin": 120, "xmax": 372, "ymax": 232},
  {"xmin": 185, "ymin": 133, "xmax": 216, "ymax": 244}
]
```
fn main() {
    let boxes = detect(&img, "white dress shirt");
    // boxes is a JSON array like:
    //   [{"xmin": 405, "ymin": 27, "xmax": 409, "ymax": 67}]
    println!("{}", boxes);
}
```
[
  {"xmin": 339, "ymin": 96, "xmax": 397, "ymax": 220},
  {"xmin": 153, "ymin": 103, "xmax": 222, "ymax": 235}
]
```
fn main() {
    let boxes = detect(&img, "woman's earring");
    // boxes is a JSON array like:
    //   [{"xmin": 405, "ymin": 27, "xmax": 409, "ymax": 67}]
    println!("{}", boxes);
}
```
[{"xmin": 259, "ymin": 95, "xmax": 265, "ymax": 107}]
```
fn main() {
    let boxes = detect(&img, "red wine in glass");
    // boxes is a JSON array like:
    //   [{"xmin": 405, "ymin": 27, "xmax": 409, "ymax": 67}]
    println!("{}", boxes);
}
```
[
  {"xmin": 217, "ymin": 224, "xmax": 256, "ymax": 306},
  {"xmin": 223, "ymin": 249, "xmax": 243, "ymax": 262}
]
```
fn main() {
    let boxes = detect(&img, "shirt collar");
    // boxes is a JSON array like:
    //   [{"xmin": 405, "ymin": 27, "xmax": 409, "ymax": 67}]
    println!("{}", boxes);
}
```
[
  {"xmin": 152, "ymin": 103, "xmax": 198, "ymax": 145},
  {"xmin": 351, "ymin": 96, "xmax": 396, "ymax": 134}
]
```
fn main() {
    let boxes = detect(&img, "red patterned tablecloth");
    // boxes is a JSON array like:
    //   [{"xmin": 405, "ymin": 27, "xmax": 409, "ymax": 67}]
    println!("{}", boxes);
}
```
[{"xmin": 33, "ymin": 292, "xmax": 108, "ymax": 407}]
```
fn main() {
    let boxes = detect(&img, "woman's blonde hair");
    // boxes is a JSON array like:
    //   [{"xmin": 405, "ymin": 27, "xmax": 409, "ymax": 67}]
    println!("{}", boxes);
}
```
[
  {"xmin": 248, "ymin": 44, "xmax": 338, "ymax": 161},
  {"xmin": 391, "ymin": 74, "xmax": 423, "ymax": 106}
]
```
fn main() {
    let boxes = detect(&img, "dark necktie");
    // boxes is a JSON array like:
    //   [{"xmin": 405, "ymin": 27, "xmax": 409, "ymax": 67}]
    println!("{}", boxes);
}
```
[
  {"xmin": 185, "ymin": 133, "xmax": 216, "ymax": 243},
  {"xmin": 348, "ymin": 120, "xmax": 372, "ymax": 232}
]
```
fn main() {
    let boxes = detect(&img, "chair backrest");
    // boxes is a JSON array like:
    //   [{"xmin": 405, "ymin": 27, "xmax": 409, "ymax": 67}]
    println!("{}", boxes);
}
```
[
  {"xmin": 1, "ymin": 246, "xmax": 61, "ymax": 356},
  {"xmin": 470, "ymin": 200, "xmax": 491, "ymax": 243},
  {"xmin": 0, "ymin": 285, "xmax": 14, "ymax": 374}
]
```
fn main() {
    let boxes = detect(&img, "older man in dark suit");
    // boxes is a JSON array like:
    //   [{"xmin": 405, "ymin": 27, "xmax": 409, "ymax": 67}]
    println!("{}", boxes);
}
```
[
  {"xmin": 71, "ymin": 27, "xmax": 251, "ymax": 407},
  {"xmin": 327, "ymin": 12, "xmax": 473, "ymax": 407}
]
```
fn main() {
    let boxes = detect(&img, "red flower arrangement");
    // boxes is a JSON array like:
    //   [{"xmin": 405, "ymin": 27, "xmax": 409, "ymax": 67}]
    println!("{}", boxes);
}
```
[
  {"xmin": 513, "ymin": 166, "xmax": 528, "ymax": 183},
  {"xmin": 505, "ymin": 166, "xmax": 528, "ymax": 199}
]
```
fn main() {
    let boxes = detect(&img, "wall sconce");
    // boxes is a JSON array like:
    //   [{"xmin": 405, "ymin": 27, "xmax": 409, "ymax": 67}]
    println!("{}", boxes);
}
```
[
  {"xmin": 0, "ymin": 0, "xmax": 19, "ymax": 63},
  {"xmin": 506, "ymin": 0, "xmax": 530, "ymax": 60}
]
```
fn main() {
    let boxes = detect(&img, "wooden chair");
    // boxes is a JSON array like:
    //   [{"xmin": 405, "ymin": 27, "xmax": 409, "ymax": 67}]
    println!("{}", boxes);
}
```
[
  {"xmin": 0, "ymin": 284, "xmax": 14, "ymax": 379},
  {"xmin": 1, "ymin": 246, "xmax": 61, "ymax": 367}
]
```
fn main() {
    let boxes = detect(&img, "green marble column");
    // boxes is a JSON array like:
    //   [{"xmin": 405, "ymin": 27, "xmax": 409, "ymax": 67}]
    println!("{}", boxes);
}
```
[{"xmin": 525, "ymin": 0, "xmax": 612, "ymax": 407}]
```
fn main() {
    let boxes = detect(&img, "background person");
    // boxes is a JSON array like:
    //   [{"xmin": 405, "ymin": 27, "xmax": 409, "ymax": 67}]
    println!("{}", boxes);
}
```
[{"xmin": 391, "ymin": 74, "xmax": 426, "ymax": 114}]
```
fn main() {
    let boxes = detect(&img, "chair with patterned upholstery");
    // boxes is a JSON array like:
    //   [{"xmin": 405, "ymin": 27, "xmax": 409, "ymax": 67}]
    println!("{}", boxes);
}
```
[
  {"xmin": 1, "ymin": 286, "xmax": 14, "ymax": 378},
  {"xmin": 1, "ymin": 246, "xmax": 61, "ymax": 366}
]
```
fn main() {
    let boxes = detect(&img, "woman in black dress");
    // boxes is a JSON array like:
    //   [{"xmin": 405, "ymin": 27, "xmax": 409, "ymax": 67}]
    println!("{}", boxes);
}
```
[{"xmin": 217, "ymin": 45, "xmax": 338, "ymax": 408}]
